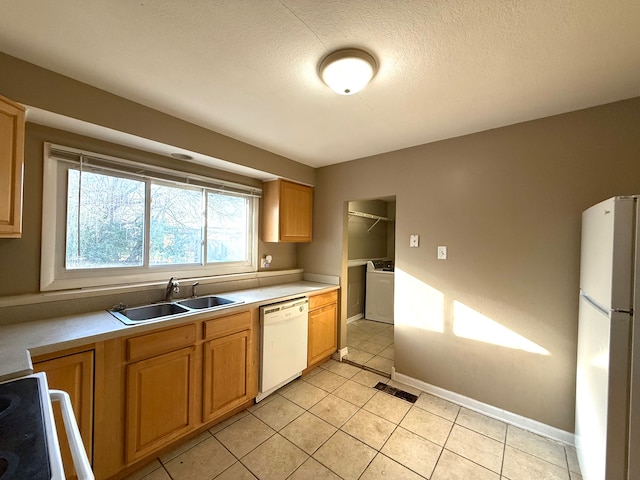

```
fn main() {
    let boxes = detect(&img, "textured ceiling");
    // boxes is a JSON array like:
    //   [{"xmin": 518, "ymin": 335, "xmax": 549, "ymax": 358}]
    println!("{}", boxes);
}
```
[{"xmin": 1, "ymin": 0, "xmax": 639, "ymax": 167}]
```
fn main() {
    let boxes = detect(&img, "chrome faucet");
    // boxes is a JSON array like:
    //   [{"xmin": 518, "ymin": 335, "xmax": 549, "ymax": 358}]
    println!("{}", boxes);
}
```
[
  {"xmin": 191, "ymin": 282, "xmax": 199, "ymax": 298},
  {"xmin": 164, "ymin": 277, "xmax": 180, "ymax": 302}
]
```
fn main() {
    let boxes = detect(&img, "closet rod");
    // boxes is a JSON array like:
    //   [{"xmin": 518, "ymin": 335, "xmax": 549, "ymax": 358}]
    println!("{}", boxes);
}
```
[
  {"xmin": 348, "ymin": 210, "xmax": 392, "ymax": 222},
  {"xmin": 348, "ymin": 210, "xmax": 393, "ymax": 232}
]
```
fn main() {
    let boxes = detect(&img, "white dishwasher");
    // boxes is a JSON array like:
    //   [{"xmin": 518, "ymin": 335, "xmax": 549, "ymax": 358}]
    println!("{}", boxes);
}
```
[{"xmin": 257, "ymin": 297, "xmax": 308, "ymax": 402}]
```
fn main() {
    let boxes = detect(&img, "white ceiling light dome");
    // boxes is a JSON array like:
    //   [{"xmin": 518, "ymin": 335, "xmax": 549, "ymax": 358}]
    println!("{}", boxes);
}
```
[{"xmin": 319, "ymin": 49, "xmax": 377, "ymax": 95}]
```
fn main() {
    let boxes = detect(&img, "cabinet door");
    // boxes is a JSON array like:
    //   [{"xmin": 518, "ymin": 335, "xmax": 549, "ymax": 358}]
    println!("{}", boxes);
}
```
[
  {"xmin": 126, "ymin": 346, "xmax": 197, "ymax": 463},
  {"xmin": 308, "ymin": 303, "xmax": 338, "ymax": 367},
  {"xmin": 203, "ymin": 330, "xmax": 251, "ymax": 422},
  {"xmin": 33, "ymin": 350, "xmax": 94, "ymax": 480},
  {"xmin": 280, "ymin": 180, "xmax": 313, "ymax": 242},
  {"xmin": 0, "ymin": 95, "xmax": 25, "ymax": 238}
]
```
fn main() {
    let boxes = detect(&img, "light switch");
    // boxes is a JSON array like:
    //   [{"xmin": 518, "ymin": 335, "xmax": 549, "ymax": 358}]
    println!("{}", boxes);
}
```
[
  {"xmin": 437, "ymin": 246, "xmax": 447, "ymax": 260},
  {"xmin": 410, "ymin": 234, "xmax": 419, "ymax": 248}
]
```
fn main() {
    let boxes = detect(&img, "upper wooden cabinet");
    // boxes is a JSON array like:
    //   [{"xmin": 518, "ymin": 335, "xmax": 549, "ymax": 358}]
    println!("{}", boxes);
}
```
[
  {"xmin": 0, "ymin": 95, "xmax": 25, "ymax": 238},
  {"xmin": 262, "ymin": 179, "xmax": 313, "ymax": 242}
]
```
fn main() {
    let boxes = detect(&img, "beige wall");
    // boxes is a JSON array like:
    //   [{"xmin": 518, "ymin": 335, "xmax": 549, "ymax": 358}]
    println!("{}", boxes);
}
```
[
  {"xmin": 348, "ymin": 200, "xmax": 390, "ymax": 260},
  {"xmin": 346, "ymin": 200, "xmax": 396, "ymax": 319},
  {"xmin": 386, "ymin": 201, "xmax": 396, "ymax": 259},
  {"xmin": 0, "ymin": 123, "xmax": 297, "ymax": 302},
  {"xmin": 3, "ymin": 51, "xmax": 640, "ymax": 433},
  {"xmin": 347, "ymin": 265, "xmax": 366, "ymax": 319},
  {"xmin": 0, "ymin": 52, "xmax": 315, "ymax": 186},
  {"xmin": 299, "ymin": 97, "xmax": 640, "ymax": 432},
  {"xmin": 0, "ymin": 52, "xmax": 305, "ymax": 314}
]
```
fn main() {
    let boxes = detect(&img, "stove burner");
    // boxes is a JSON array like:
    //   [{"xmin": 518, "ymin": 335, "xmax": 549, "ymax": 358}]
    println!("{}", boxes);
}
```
[
  {"xmin": 0, "ymin": 394, "xmax": 20, "ymax": 421},
  {"xmin": 0, "ymin": 451, "xmax": 18, "ymax": 480},
  {"xmin": 0, "ymin": 378, "xmax": 51, "ymax": 479}
]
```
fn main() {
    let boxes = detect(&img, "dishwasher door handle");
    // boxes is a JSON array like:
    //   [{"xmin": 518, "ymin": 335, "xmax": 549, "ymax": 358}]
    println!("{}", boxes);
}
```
[
  {"xmin": 50, "ymin": 389, "xmax": 94, "ymax": 480},
  {"xmin": 263, "ymin": 313, "xmax": 306, "ymax": 327}
]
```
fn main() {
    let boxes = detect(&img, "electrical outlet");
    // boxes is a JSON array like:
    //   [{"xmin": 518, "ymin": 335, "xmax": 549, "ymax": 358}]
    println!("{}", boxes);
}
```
[
  {"xmin": 437, "ymin": 246, "xmax": 447, "ymax": 260},
  {"xmin": 261, "ymin": 254, "xmax": 273, "ymax": 269}
]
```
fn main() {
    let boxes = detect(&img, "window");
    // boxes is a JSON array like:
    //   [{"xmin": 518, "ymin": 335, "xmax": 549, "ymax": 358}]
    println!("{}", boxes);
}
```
[{"xmin": 41, "ymin": 144, "xmax": 260, "ymax": 291}]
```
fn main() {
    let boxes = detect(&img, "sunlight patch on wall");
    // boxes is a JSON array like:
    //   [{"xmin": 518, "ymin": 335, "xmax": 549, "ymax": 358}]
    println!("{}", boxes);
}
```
[
  {"xmin": 453, "ymin": 301, "xmax": 550, "ymax": 355},
  {"xmin": 395, "ymin": 268, "xmax": 444, "ymax": 332}
]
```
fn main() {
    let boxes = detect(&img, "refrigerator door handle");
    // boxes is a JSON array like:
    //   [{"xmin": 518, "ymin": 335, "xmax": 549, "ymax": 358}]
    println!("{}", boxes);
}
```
[
  {"xmin": 580, "ymin": 290, "xmax": 610, "ymax": 315},
  {"xmin": 579, "ymin": 289, "xmax": 634, "ymax": 316}
]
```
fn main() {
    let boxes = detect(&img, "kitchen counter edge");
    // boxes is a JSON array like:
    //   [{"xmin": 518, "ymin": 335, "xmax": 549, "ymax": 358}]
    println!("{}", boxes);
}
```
[{"xmin": 0, "ymin": 281, "xmax": 339, "ymax": 382}]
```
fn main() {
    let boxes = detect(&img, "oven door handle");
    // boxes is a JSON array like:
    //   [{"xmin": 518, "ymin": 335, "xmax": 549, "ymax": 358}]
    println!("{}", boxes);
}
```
[{"xmin": 50, "ymin": 389, "xmax": 94, "ymax": 480}]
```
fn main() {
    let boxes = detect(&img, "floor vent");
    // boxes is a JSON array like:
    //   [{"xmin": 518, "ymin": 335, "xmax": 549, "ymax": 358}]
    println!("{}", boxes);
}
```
[{"xmin": 374, "ymin": 382, "xmax": 418, "ymax": 403}]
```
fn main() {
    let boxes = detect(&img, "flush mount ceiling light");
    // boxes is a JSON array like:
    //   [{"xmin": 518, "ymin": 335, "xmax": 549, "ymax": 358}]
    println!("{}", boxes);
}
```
[{"xmin": 319, "ymin": 48, "xmax": 377, "ymax": 95}]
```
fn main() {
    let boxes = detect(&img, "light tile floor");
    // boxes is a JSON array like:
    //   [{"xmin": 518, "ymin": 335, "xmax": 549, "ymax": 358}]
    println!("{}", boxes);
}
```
[
  {"xmin": 124, "ymin": 360, "xmax": 582, "ymax": 480},
  {"xmin": 345, "ymin": 319, "xmax": 394, "ymax": 376}
]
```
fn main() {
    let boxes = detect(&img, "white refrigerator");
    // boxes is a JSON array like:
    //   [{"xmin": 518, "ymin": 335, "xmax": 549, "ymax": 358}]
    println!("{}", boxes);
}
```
[{"xmin": 576, "ymin": 196, "xmax": 640, "ymax": 480}]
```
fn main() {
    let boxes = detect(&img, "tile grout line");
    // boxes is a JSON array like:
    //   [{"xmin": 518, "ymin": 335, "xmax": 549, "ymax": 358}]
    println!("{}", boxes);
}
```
[
  {"xmin": 357, "ymin": 392, "xmax": 430, "ymax": 478},
  {"xmin": 289, "ymin": 366, "xmax": 417, "ymax": 479},
  {"xmin": 136, "ymin": 357, "xmax": 573, "ymax": 480},
  {"xmin": 223, "ymin": 411, "xmax": 276, "ymax": 462},
  {"xmin": 503, "ymin": 424, "xmax": 574, "ymax": 474},
  {"xmin": 309, "ymin": 428, "xmax": 361, "ymax": 480},
  {"xmin": 500, "ymin": 435, "xmax": 507, "ymax": 478},
  {"xmin": 295, "ymin": 394, "xmax": 385, "ymax": 480},
  {"xmin": 159, "ymin": 463, "xmax": 172, "ymax": 480},
  {"xmin": 428, "ymin": 398, "xmax": 512, "ymax": 477},
  {"xmin": 277, "ymin": 375, "xmax": 376, "ymax": 478},
  {"xmin": 429, "ymin": 403, "xmax": 460, "ymax": 478}
]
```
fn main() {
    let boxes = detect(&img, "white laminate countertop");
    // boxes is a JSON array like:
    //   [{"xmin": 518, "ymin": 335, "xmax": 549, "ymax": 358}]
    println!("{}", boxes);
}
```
[{"xmin": 0, "ymin": 281, "xmax": 338, "ymax": 382}]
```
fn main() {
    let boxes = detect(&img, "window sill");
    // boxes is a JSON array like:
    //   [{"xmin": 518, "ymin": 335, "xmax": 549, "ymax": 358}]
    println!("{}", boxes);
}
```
[{"xmin": 0, "ymin": 269, "xmax": 303, "ymax": 309}]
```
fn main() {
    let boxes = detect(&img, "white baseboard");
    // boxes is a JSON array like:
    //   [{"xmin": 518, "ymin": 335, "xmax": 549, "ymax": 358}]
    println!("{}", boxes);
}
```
[
  {"xmin": 392, "ymin": 369, "xmax": 575, "ymax": 446},
  {"xmin": 347, "ymin": 313, "xmax": 364, "ymax": 324},
  {"xmin": 332, "ymin": 347, "xmax": 349, "ymax": 361}
]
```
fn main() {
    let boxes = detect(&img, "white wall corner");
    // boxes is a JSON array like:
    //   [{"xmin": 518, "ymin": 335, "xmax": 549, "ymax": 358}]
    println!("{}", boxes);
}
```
[{"xmin": 393, "ymin": 370, "xmax": 575, "ymax": 446}]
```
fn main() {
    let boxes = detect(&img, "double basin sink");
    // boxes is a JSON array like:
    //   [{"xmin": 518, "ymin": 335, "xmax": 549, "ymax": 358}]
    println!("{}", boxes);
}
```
[{"xmin": 109, "ymin": 295, "xmax": 244, "ymax": 325}]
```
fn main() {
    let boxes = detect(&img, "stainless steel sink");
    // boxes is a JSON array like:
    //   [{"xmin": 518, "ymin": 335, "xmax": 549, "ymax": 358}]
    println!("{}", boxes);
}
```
[
  {"xmin": 109, "ymin": 295, "xmax": 244, "ymax": 325},
  {"xmin": 177, "ymin": 296, "xmax": 239, "ymax": 310},
  {"xmin": 111, "ymin": 303, "xmax": 190, "ymax": 324}
]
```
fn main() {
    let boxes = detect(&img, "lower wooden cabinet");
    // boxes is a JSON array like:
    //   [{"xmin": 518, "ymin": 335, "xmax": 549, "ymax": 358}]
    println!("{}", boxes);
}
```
[
  {"xmin": 203, "ymin": 330, "xmax": 251, "ymax": 422},
  {"xmin": 28, "ymin": 298, "xmax": 339, "ymax": 479},
  {"xmin": 307, "ymin": 290, "xmax": 338, "ymax": 368},
  {"xmin": 125, "ymin": 346, "xmax": 197, "ymax": 463},
  {"xmin": 33, "ymin": 349, "xmax": 94, "ymax": 480},
  {"xmin": 202, "ymin": 310, "xmax": 257, "ymax": 422},
  {"xmin": 117, "ymin": 311, "xmax": 256, "ymax": 468}
]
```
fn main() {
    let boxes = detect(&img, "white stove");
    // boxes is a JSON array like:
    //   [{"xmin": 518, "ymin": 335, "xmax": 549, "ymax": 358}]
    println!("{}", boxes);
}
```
[{"xmin": 0, "ymin": 372, "xmax": 93, "ymax": 480}]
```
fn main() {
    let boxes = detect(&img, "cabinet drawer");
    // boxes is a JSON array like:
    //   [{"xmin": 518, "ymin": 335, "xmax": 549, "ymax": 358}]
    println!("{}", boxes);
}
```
[
  {"xmin": 127, "ymin": 324, "xmax": 196, "ymax": 362},
  {"xmin": 309, "ymin": 290, "xmax": 338, "ymax": 310},
  {"xmin": 203, "ymin": 311, "xmax": 251, "ymax": 340}
]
